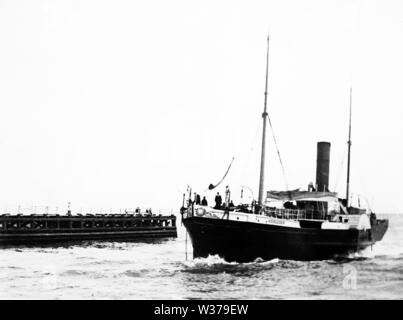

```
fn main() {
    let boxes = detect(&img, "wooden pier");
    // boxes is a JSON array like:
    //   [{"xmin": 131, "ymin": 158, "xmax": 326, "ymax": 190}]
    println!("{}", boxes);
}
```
[{"xmin": 0, "ymin": 212, "xmax": 177, "ymax": 245}]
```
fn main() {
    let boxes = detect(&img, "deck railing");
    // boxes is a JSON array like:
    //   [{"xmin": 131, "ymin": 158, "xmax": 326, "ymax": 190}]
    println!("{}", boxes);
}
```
[
  {"xmin": 184, "ymin": 205, "xmax": 329, "ymax": 221},
  {"xmin": 262, "ymin": 208, "xmax": 328, "ymax": 221}
]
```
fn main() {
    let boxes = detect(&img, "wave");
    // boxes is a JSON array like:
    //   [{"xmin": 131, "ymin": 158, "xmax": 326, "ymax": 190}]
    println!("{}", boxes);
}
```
[
  {"xmin": 185, "ymin": 255, "xmax": 237, "ymax": 267},
  {"xmin": 0, "ymin": 265, "xmax": 24, "ymax": 270},
  {"xmin": 121, "ymin": 270, "xmax": 143, "ymax": 277},
  {"xmin": 178, "ymin": 254, "xmax": 281, "ymax": 275},
  {"xmin": 332, "ymin": 248, "xmax": 375, "ymax": 262},
  {"xmin": 183, "ymin": 254, "xmax": 279, "ymax": 267},
  {"xmin": 60, "ymin": 269, "xmax": 104, "ymax": 278},
  {"xmin": 61, "ymin": 269, "xmax": 89, "ymax": 276}
]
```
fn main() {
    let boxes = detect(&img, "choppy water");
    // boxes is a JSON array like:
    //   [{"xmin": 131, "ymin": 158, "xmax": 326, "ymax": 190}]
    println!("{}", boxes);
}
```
[{"xmin": 0, "ymin": 214, "xmax": 402, "ymax": 299}]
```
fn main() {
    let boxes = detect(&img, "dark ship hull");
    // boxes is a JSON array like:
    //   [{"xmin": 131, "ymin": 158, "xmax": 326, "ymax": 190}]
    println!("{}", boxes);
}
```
[
  {"xmin": 183, "ymin": 216, "xmax": 388, "ymax": 262},
  {"xmin": 0, "ymin": 214, "xmax": 177, "ymax": 245}
]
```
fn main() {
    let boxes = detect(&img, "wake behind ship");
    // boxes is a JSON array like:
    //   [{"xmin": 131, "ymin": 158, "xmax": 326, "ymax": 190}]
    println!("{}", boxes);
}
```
[{"xmin": 181, "ymin": 37, "xmax": 388, "ymax": 262}]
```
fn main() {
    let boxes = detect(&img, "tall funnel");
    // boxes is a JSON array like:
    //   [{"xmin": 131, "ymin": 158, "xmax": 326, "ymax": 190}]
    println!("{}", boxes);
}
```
[{"xmin": 315, "ymin": 142, "xmax": 331, "ymax": 192}]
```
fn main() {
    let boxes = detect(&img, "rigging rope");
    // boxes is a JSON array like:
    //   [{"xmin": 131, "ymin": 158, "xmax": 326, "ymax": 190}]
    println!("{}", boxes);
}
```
[
  {"xmin": 204, "ymin": 112, "xmax": 288, "ymax": 194},
  {"xmin": 207, "ymin": 157, "xmax": 235, "ymax": 191},
  {"xmin": 267, "ymin": 113, "xmax": 289, "ymax": 191}
]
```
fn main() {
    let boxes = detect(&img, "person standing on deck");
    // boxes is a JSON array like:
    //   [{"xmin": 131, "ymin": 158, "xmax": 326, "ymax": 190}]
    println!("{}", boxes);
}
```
[
  {"xmin": 214, "ymin": 192, "xmax": 222, "ymax": 209},
  {"xmin": 196, "ymin": 194, "xmax": 201, "ymax": 205},
  {"xmin": 225, "ymin": 186, "xmax": 231, "ymax": 208}
]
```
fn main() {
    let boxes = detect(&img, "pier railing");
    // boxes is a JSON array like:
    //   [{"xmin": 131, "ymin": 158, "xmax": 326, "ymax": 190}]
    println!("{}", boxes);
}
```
[
  {"xmin": 0, "ymin": 206, "xmax": 177, "ymax": 217},
  {"xmin": 0, "ymin": 213, "xmax": 177, "ymax": 231}
]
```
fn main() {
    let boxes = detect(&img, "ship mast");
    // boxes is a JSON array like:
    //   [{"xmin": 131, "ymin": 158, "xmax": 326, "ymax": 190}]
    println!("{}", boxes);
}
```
[
  {"xmin": 258, "ymin": 36, "xmax": 270, "ymax": 205},
  {"xmin": 346, "ymin": 87, "xmax": 352, "ymax": 208}
]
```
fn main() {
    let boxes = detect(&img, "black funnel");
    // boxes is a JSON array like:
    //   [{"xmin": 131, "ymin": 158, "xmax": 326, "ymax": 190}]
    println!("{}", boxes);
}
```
[{"xmin": 315, "ymin": 142, "xmax": 331, "ymax": 192}]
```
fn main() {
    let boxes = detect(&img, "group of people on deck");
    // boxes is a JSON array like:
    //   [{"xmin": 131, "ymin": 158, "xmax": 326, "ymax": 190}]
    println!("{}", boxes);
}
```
[
  {"xmin": 189, "ymin": 193, "xmax": 208, "ymax": 206},
  {"xmin": 214, "ymin": 186, "xmax": 234, "ymax": 209},
  {"xmin": 188, "ymin": 186, "xmax": 235, "ymax": 210}
]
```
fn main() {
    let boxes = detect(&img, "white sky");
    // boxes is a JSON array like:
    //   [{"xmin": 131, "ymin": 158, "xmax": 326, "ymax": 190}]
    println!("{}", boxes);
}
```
[{"xmin": 0, "ymin": 0, "xmax": 402, "ymax": 213}]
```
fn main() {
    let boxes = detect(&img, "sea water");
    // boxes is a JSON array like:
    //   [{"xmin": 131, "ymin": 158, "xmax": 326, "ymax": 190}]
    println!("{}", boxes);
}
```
[{"xmin": 0, "ymin": 214, "xmax": 402, "ymax": 299}]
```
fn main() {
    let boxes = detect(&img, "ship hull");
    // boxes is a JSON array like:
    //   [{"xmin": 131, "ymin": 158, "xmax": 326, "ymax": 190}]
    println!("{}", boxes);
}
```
[{"xmin": 183, "ymin": 217, "xmax": 388, "ymax": 262}]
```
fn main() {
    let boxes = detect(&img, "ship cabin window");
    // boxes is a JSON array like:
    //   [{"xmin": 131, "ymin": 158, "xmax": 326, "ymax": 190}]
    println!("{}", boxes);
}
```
[
  {"xmin": 94, "ymin": 221, "xmax": 104, "ymax": 228},
  {"xmin": 296, "ymin": 200, "xmax": 328, "ymax": 220},
  {"xmin": 283, "ymin": 201, "xmax": 298, "ymax": 210},
  {"xmin": 84, "ymin": 221, "xmax": 93, "ymax": 228},
  {"xmin": 21, "ymin": 221, "xmax": 33, "ymax": 229},
  {"xmin": 6, "ymin": 222, "xmax": 16, "ymax": 229},
  {"xmin": 31, "ymin": 221, "xmax": 41, "ymax": 229}
]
